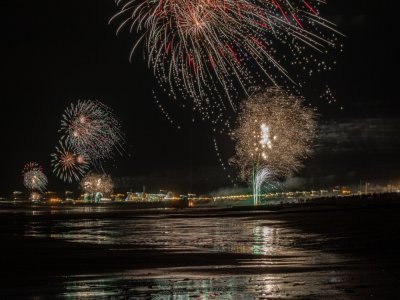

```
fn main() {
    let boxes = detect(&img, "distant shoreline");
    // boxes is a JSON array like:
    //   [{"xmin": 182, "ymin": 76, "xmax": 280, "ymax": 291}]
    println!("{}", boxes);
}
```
[{"xmin": 1, "ymin": 193, "xmax": 399, "ymax": 217}]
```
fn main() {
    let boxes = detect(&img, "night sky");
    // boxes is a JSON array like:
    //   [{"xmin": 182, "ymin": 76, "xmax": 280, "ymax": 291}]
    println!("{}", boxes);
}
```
[{"xmin": 0, "ymin": 1, "xmax": 397, "ymax": 195}]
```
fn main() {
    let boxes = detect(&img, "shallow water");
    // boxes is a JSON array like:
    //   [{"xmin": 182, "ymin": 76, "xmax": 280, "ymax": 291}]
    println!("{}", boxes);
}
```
[{"xmin": 0, "ymin": 204, "xmax": 397, "ymax": 298}]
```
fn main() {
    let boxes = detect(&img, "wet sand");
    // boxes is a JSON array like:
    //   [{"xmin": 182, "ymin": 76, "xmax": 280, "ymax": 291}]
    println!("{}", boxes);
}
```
[{"xmin": 0, "ymin": 195, "xmax": 400, "ymax": 298}]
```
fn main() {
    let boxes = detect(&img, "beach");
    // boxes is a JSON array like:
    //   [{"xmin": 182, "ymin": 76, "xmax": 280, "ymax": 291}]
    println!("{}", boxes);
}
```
[{"xmin": 0, "ymin": 196, "xmax": 399, "ymax": 298}]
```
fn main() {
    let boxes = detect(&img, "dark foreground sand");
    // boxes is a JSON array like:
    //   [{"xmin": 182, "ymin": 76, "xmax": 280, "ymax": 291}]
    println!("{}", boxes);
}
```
[{"xmin": 0, "ymin": 195, "xmax": 400, "ymax": 298}]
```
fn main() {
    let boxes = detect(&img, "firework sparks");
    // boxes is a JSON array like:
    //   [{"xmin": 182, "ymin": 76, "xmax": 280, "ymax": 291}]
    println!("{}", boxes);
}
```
[
  {"xmin": 51, "ymin": 140, "xmax": 90, "ymax": 183},
  {"xmin": 22, "ymin": 162, "xmax": 48, "ymax": 193},
  {"xmin": 252, "ymin": 167, "xmax": 274, "ymax": 205},
  {"xmin": 81, "ymin": 172, "xmax": 114, "ymax": 195},
  {"xmin": 232, "ymin": 87, "xmax": 317, "ymax": 181},
  {"xmin": 112, "ymin": 0, "xmax": 341, "ymax": 124},
  {"xmin": 60, "ymin": 100, "xmax": 124, "ymax": 162}
]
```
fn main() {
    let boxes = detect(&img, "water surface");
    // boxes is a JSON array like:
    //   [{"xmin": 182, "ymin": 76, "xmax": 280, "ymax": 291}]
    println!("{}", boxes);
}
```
[{"xmin": 0, "ymin": 203, "xmax": 398, "ymax": 298}]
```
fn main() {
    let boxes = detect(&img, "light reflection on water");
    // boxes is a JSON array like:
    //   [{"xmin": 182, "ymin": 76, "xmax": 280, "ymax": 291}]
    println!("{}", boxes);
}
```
[
  {"xmin": 25, "ymin": 217, "xmax": 316, "ymax": 256},
  {"xmin": 0, "ymin": 205, "xmax": 109, "ymax": 216},
  {"xmin": 62, "ymin": 272, "xmax": 350, "ymax": 299},
  {"xmin": 20, "ymin": 210, "xmax": 354, "ymax": 298}
]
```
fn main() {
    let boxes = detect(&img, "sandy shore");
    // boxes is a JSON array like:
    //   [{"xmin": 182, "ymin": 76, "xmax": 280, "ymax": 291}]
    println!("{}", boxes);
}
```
[{"xmin": 0, "ymin": 195, "xmax": 399, "ymax": 298}]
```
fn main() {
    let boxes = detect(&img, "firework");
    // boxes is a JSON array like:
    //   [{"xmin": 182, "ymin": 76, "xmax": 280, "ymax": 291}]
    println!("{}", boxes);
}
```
[
  {"xmin": 60, "ymin": 100, "xmax": 124, "ymax": 162},
  {"xmin": 112, "ymin": 0, "xmax": 340, "ymax": 124},
  {"xmin": 232, "ymin": 87, "xmax": 316, "ymax": 181},
  {"xmin": 252, "ymin": 167, "xmax": 274, "ymax": 206},
  {"xmin": 51, "ymin": 140, "xmax": 90, "ymax": 183},
  {"xmin": 81, "ymin": 172, "xmax": 114, "ymax": 195},
  {"xmin": 22, "ymin": 162, "xmax": 48, "ymax": 193}
]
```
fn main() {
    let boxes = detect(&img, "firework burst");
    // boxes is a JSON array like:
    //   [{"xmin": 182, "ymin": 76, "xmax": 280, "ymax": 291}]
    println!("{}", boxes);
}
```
[
  {"xmin": 51, "ymin": 140, "xmax": 90, "ymax": 183},
  {"xmin": 252, "ymin": 167, "xmax": 275, "ymax": 205},
  {"xmin": 22, "ymin": 162, "xmax": 48, "ymax": 193},
  {"xmin": 232, "ymin": 87, "xmax": 316, "ymax": 181},
  {"xmin": 60, "ymin": 100, "xmax": 124, "ymax": 162},
  {"xmin": 81, "ymin": 172, "xmax": 114, "ymax": 195},
  {"xmin": 112, "ymin": 0, "xmax": 341, "ymax": 124}
]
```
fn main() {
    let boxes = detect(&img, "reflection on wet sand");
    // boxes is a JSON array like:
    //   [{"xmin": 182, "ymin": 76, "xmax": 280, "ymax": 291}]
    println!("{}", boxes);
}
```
[
  {"xmin": 63, "ymin": 272, "xmax": 352, "ymax": 299},
  {"xmin": 21, "ymin": 209, "xmax": 351, "ymax": 298},
  {"xmin": 1, "ymin": 202, "xmax": 399, "ymax": 298},
  {"xmin": 25, "ymin": 215, "xmax": 323, "ymax": 256}
]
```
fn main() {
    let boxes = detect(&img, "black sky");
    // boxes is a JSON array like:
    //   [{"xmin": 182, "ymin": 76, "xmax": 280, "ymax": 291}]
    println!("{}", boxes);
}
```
[{"xmin": 0, "ymin": 1, "xmax": 397, "ymax": 195}]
